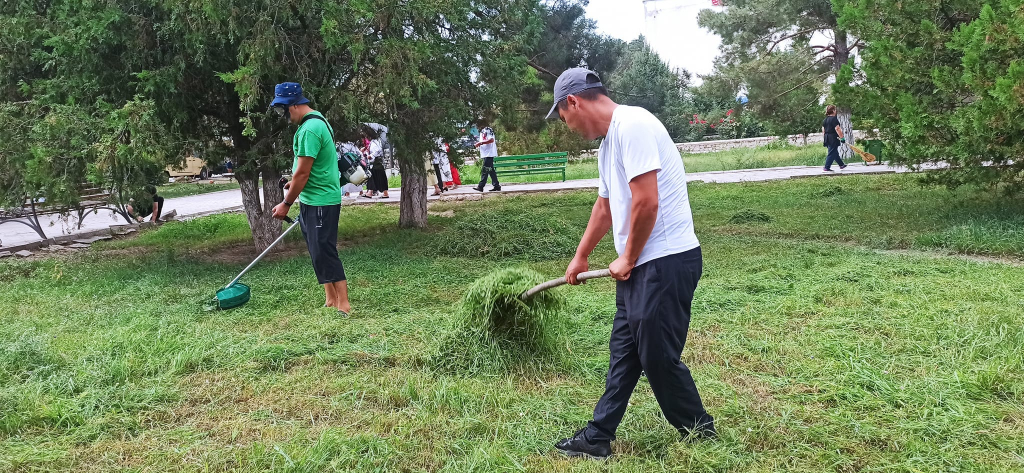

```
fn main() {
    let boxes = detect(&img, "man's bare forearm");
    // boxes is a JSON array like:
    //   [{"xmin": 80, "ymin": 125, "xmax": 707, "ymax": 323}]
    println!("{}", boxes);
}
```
[
  {"xmin": 284, "ymin": 172, "xmax": 310, "ymax": 203},
  {"xmin": 575, "ymin": 197, "xmax": 612, "ymax": 260}
]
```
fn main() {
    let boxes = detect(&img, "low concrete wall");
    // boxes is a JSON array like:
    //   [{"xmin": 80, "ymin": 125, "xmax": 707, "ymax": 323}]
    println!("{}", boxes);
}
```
[{"xmin": 676, "ymin": 130, "xmax": 874, "ymax": 154}]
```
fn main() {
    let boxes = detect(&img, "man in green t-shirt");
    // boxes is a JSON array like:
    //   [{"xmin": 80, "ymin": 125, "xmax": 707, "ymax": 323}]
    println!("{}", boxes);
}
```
[{"xmin": 270, "ymin": 82, "xmax": 351, "ymax": 315}]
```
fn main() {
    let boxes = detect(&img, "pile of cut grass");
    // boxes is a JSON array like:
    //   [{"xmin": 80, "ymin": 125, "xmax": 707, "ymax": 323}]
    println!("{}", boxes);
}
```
[{"xmin": 431, "ymin": 267, "xmax": 571, "ymax": 374}]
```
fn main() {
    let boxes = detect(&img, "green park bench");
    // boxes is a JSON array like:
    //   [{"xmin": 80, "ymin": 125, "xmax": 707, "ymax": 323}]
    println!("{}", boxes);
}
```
[{"xmin": 492, "ymin": 152, "xmax": 569, "ymax": 182}]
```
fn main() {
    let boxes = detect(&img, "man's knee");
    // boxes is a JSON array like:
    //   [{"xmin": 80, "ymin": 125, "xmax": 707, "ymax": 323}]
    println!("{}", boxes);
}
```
[{"xmin": 638, "ymin": 349, "xmax": 685, "ymax": 374}]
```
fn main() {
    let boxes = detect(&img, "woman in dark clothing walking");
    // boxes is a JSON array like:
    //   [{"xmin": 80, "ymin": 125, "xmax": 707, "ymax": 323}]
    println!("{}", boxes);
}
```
[
  {"xmin": 360, "ymin": 126, "xmax": 391, "ymax": 198},
  {"xmin": 822, "ymin": 105, "xmax": 848, "ymax": 172}
]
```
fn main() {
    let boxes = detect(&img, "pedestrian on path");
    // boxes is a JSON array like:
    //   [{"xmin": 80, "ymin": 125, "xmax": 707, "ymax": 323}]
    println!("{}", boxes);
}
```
[
  {"xmin": 427, "ymin": 154, "xmax": 443, "ymax": 196},
  {"xmin": 431, "ymin": 146, "xmax": 446, "ymax": 196},
  {"xmin": 547, "ymin": 68, "xmax": 715, "ymax": 460},
  {"xmin": 822, "ymin": 105, "xmax": 848, "ymax": 172},
  {"xmin": 434, "ymin": 137, "xmax": 455, "ymax": 191},
  {"xmin": 360, "ymin": 126, "xmax": 390, "ymax": 199},
  {"xmin": 448, "ymin": 160, "xmax": 462, "ymax": 188},
  {"xmin": 269, "ymin": 82, "xmax": 351, "ymax": 316},
  {"xmin": 473, "ymin": 120, "xmax": 501, "ymax": 192}
]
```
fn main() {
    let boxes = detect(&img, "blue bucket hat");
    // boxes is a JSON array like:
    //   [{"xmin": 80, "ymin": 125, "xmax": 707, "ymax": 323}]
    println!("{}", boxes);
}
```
[{"xmin": 270, "ymin": 82, "xmax": 310, "ymax": 107}]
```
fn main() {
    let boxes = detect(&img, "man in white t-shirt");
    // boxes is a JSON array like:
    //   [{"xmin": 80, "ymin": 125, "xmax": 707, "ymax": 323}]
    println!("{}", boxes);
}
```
[
  {"xmin": 473, "ymin": 120, "xmax": 501, "ymax": 192},
  {"xmin": 546, "ymin": 68, "xmax": 715, "ymax": 459}
]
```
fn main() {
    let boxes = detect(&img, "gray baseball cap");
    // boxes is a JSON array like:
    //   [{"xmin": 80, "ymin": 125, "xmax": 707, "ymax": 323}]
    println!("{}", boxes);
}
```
[{"xmin": 545, "ymin": 67, "xmax": 605, "ymax": 120}]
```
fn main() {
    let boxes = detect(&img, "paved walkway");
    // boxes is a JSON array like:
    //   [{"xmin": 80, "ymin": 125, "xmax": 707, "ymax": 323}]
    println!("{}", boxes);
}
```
[
  {"xmin": 0, "ymin": 189, "xmax": 249, "ymax": 250},
  {"xmin": 0, "ymin": 162, "xmax": 925, "ymax": 249}
]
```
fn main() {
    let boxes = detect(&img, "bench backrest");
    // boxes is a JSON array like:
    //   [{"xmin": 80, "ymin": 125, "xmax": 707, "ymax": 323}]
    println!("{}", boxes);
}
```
[
  {"xmin": 15, "ymin": 186, "xmax": 112, "ymax": 212},
  {"xmin": 492, "ymin": 152, "xmax": 568, "ymax": 167}
]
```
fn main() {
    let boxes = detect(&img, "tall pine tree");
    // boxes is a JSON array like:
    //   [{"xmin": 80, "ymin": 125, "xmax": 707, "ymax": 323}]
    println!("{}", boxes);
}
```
[
  {"xmin": 838, "ymin": 0, "xmax": 1023, "ymax": 192},
  {"xmin": 700, "ymin": 0, "xmax": 862, "ymax": 154}
]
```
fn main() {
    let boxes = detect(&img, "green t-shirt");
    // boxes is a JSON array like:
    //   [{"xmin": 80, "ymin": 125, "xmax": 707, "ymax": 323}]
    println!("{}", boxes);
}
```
[{"xmin": 292, "ymin": 111, "xmax": 342, "ymax": 206}]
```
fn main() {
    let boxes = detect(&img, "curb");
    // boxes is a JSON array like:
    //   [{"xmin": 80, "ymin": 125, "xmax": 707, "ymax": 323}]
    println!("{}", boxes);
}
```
[{"xmin": 0, "ymin": 163, "xmax": 919, "ymax": 249}]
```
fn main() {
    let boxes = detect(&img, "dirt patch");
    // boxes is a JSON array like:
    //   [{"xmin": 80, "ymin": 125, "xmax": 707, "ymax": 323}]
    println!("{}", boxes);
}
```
[
  {"xmin": 140, "ymin": 368, "xmax": 343, "ymax": 447},
  {"xmin": 0, "ymin": 264, "xmax": 38, "ymax": 282},
  {"xmin": 724, "ymin": 372, "xmax": 778, "ymax": 405},
  {"xmin": 88, "ymin": 239, "xmax": 309, "ymax": 266},
  {"xmin": 682, "ymin": 325, "xmax": 724, "ymax": 366},
  {"xmin": 196, "ymin": 241, "xmax": 309, "ymax": 265}
]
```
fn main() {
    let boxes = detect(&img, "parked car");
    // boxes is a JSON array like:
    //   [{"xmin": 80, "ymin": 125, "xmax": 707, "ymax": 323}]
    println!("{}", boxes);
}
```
[{"xmin": 165, "ymin": 156, "xmax": 210, "ymax": 180}]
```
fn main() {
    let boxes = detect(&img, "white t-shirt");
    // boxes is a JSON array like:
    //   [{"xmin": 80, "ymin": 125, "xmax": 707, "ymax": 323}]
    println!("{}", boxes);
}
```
[
  {"xmin": 598, "ymin": 105, "xmax": 699, "ymax": 267},
  {"xmin": 431, "ymin": 138, "xmax": 443, "ymax": 164},
  {"xmin": 433, "ymin": 139, "xmax": 453, "ymax": 181},
  {"xmin": 366, "ymin": 140, "xmax": 384, "ymax": 165},
  {"xmin": 478, "ymin": 127, "xmax": 497, "ymax": 158}
]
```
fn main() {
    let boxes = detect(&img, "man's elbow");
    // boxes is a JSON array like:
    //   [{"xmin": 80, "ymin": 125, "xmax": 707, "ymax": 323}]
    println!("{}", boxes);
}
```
[{"xmin": 634, "ymin": 194, "xmax": 659, "ymax": 216}]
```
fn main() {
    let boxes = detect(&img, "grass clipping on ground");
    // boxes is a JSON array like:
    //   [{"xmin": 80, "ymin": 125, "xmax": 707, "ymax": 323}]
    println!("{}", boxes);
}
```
[{"xmin": 431, "ymin": 267, "xmax": 569, "ymax": 374}]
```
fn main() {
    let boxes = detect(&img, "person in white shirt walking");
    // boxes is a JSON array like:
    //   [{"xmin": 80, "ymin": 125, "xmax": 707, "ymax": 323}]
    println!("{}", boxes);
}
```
[
  {"xmin": 473, "ymin": 120, "xmax": 501, "ymax": 192},
  {"xmin": 547, "ymin": 68, "xmax": 716, "ymax": 460},
  {"xmin": 431, "ymin": 137, "xmax": 454, "ymax": 195},
  {"xmin": 360, "ymin": 125, "xmax": 390, "ymax": 199}
]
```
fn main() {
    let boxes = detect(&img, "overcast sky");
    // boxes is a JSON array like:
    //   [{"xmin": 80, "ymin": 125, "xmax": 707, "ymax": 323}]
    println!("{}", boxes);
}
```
[{"xmin": 585, "ymin": 0, "xmax": 724, "ymax": 79}]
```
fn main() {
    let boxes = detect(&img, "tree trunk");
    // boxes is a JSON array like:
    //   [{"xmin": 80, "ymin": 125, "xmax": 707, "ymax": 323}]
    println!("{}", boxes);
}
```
[
  {"xmin": 837, "ymin": 107, "xmax": 854, "ymax": 159},
  {"xmin": 398, "ymin": 157, "xmax": 428, "ymax": 229},
  {"xmin": 833, "ymin": 29, "xmax": 855, "ymax": 160},
  {"xmin": 238, "ymin": 164, "xmax": 285, "ymax": 250},
  {"xmin": 261, "ymin": 164, "xmax": 285, "ymax": 215}
]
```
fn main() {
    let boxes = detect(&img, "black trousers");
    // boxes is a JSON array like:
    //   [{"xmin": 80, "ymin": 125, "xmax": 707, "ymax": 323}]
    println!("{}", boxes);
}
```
[
  {"xmin": 298, "ymin": 203, "xmax": 346, "ymax": 284},
  {"xmin": 478, "ymin": 156, "xmax": 499, "ymax": 188},
  {"xmin": 585, "ymin": 247, "xmax": 714, "ymax": 442},
  {"xmin": 824, "ymin": 144, "xmax": 847, "ymax": 170},
  {"xmin": 433, "ymin": 163, "xmax": 445, "ymax": 191}
]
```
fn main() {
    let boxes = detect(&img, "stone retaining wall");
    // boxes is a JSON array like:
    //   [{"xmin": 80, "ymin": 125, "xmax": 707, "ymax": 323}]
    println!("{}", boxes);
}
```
[{"xmin": 676, "ymin": 130, "xmax": 874, "ymax": 154}]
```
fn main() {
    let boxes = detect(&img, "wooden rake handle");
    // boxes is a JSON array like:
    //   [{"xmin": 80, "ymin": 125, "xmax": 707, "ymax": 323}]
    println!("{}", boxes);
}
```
[{"xmin": 521, "ymin": 269, "xmax": 612, "ymax": 299}]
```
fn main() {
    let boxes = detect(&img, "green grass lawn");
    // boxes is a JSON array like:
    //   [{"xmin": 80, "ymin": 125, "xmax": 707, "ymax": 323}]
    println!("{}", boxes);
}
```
[
  {"xmin": 681, "ymin": 144, "xmax": 835, "ymax": 173},
  {"xmin": 2, "ymin": 174, "xmax": 1023, "ymax": 472},
  {"xmin": 158, "ymin": 181, "xmax": 241, "ymax": 199},
  {"xmin": 393, "ymin": 144, "xmax": 838, "ymax": 188}
]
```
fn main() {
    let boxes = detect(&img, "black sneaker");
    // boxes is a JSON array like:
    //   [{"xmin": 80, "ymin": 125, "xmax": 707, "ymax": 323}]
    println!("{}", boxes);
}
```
[
  {"xmin": 555, "ymin": 428, "xmax": 611, "ymax": 460},
  {"xmin": 681, "ymin": 423, "xmax": 718, "ymax": 443},
  {"xmin": 473, "ymin": 186, "xmax": 484, "ymax": 192},
  {"xmin": 490, "ymin": 186, "xmax": 501, "ymax": 192}
]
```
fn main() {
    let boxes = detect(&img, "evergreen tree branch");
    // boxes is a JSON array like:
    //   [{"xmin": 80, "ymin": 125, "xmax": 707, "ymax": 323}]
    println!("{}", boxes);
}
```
[{"xmin": 765, "ymin": 27, "xmax": 823, "ymax": 54}]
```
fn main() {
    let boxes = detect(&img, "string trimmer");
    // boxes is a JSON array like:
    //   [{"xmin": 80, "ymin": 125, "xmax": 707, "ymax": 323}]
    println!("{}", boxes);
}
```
[{"xmin": 208, "ymin": 216, "xmax": 300, "ymax": 310}]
